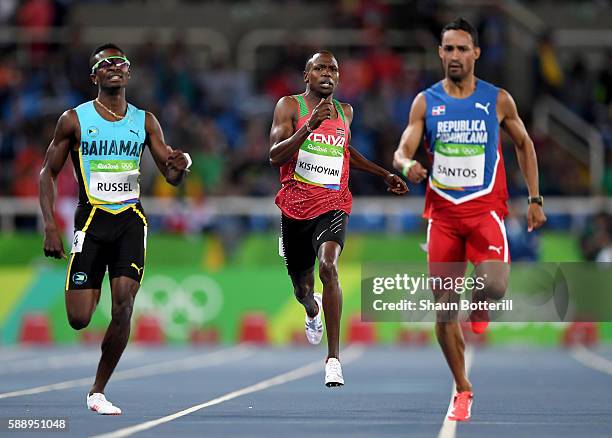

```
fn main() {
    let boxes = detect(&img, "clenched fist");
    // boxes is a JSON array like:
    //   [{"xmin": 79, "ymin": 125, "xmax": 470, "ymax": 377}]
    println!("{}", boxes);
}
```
[{"xmin": 166, "ymin": 149, "xmax": 189, "ymax": 172}]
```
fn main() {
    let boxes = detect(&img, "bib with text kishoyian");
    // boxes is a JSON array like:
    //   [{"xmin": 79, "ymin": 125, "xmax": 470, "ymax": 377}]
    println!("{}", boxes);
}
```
[{"xmin": 294, "ymin": 132, "xmax": 345, "ymax": 190}]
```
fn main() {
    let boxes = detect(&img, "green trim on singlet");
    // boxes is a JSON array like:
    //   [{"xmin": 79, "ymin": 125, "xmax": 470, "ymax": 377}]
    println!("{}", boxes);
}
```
[
  {"xmin": 333, "ymin": 99, "xmax": 346, "ymax": 123},
  {"xmin": 294, "ymin": 95, "xmax": 309, "ymax": 118},
  {"xmin": 293, "ymin": 94, "xmax": 346, "ymax": 123}
]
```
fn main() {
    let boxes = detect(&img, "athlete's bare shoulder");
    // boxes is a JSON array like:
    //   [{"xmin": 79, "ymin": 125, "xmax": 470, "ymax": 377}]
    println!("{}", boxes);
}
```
[
  {"xmin": 144, "ymin": 111, "xmax": 161, "ymax": 131},
  {"xmin": 339, "ymin": 102, "xmax": 353, "ymax": 124},
  {"xmin": 279, "ymin": 95, "xmax": 300, "ymax": 110},
  {"xmin": 497, "ymin": 88, "xmax": 515, "ymax": 105},
  {"xmin": 272, "ymin": 95, "xmax": 300, "ymax": 123},
  {"xmin": 59, "ymin": 108, "xmax": 79, "ymax": 129},
  {"xmin": 495, "ymin": 88, "xmax": 518, "ymax": 123},
  {"xmin": 409, "ymin": 92, "xmax": 427, "ymax": 121},
  {"xmin": 55, "ymin": 108, "xmax": 80, "ymax": 145},
  {"xmin": 414, "ymin": 91, "xmax": 427, "ymax": 99}
]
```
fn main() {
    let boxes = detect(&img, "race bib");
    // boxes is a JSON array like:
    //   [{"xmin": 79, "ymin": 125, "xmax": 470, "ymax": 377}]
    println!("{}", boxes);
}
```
[
  {"xmin": 71, "ymin": 230, "xmax": 85, "ymax": 254},
  {"xmin": 89, "ymin": 160, "xmax": 140, "ymax": 203},
  {"xmin": 432, "ymin": 142, "xmax": 485, "ymax": 188},
  {"xmin": 294, "ymin": 139, "xmax": 343, "ymax": 190}
]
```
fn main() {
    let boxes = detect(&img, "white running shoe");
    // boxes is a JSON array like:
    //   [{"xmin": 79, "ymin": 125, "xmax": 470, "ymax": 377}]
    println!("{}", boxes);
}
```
[
  {"xmin": 87, "ymin": 393, "xmax": 122, "ymax": 415},
  {"xmin": 325, "ymin": 357, "xmax": 344, "ymax": 387},
  {"xmin": 305, "ymin": 293, "xmax": 324, "ymax": 345}
]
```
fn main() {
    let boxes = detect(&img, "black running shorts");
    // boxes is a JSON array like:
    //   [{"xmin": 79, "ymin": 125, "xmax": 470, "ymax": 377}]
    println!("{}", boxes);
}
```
[
  {"xmin": 279, "ymin": 210, "xmax": 349, "ymax": 275},
  {"xmin": 65, "ymin": 203, "xmax": 147, "ymax": 290}
]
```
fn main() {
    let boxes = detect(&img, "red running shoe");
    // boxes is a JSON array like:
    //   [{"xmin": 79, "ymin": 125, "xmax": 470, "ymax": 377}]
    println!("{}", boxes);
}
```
[
  {"xmin": 448, "ymin": 391, "xmax": 473, "ymax": 421},
  {"xmin": 470, "ymin": 301, "xmax": 489, "ymax": 334}
]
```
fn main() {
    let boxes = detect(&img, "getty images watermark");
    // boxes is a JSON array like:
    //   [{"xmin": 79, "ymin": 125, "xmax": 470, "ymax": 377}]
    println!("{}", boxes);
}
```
[
  {"xmin": 370, "ymin": 272, "xmax": 512, "ymax": 313},
  {"xmin": 361, "ymin": 262, "xmax": 612, "ymax": 323}
]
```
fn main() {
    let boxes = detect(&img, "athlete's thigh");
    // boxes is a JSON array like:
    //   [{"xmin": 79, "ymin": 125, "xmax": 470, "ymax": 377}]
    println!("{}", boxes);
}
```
[
  {"xmin": 317, "ymin": 240, "xmax": 342, "ymax": 266},
  {"xmin": 311, "ymin": 210, "xmax": 348, "ymax": 258},
  {"xmin": 280, "ymin": 214, "xmax": 317, "ymax": 275},
  {"xmin": 108, "ymin": 206, "xmax": 146, "ymax": 284},
  {"xmin": 110, "ymin": 276, "xmax": 140, "ymax": 307},
  {"xmin": 289, "ymin": 267, "xmax": 315, "ymax": 292},
  {"xmin": 65, "ymin": 213, "xmax": 107, "ymax": 320},
  {"xmin": 427, "ymin": 218, "xmax": 467, "ymax": 308},
  {"xmin": 465, "ymin": 210, "xmax": 510, "ymax": 264},
  {"xmin": 66, "ymin": 225, "xmax": 107, "ymax": 291},
  {"xmin": 427, "ymin": 217, "xmax": 467, "ymax": 265},
  {"xmin": 473, "ymin": 260, "xmax": 510, "ymax": 290},
  {"xmin": 65, "ymin": 289, "xmax": 101, "ymax": 320}
]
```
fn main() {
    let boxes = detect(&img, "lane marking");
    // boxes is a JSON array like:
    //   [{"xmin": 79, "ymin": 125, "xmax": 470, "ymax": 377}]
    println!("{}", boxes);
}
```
[
  {"xmin": 0, "ymin": 349, "xmax": 146, "ymax": 375},
  {"xmin": 0, "ymin": 348, "xmax": 39, "ymax": 363},
  {"xmin": 0, "ymin": 351, "xmax": 102, "ymax": 375},
  {"xmin": 0, "ymin": 345, "xmax": 252, "ymax": 400},
  {"xmin": 91, "ymin": 345, "xmax": 365, "ymax": 438},
  {"xmin": 570, "ymin": 345, "xmax": 612, "ymax": 375},
  {"xmin": 437, "ymin": 345, "xmax": 475, "ymax": 438}
]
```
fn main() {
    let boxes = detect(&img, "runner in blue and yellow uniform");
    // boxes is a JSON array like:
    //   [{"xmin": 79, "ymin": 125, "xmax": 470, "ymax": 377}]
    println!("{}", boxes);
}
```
[{"xmin": 39, "ymin": 44, "xmax": 191, "ymax": 415}]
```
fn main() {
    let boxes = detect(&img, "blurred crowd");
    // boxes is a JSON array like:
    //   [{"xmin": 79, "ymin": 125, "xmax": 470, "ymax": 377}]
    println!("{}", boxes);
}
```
[
  {"xmin": 534, "ymin": 32, "xmax": 612, "ymax": 196},
  {"xmin": 580, "ymin": 211, "xmax": 612, "ymax": 262},
  {"xmin": 0, "ymin": 0, "xmax": 611, "ymax": 206}
]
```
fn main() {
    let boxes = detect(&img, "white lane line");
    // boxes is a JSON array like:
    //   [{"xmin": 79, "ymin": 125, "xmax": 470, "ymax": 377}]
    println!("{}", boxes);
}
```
[
  {"xmin": 0, "ymin": 345, "xmax": 252, "ymax": 400},
  {"xmin": 0, "ymin": 351, "xmax": 111, "ymax": 375},
  {"xmin": 570, "ymin": 345, "xmax": 612, "ymax": 375},
  {"xmin": 0, "ymin": 349, "xmax": 147, "ymax": 375},
  {"xmin": 0, "ymin": 351, "xmax": 101, "ymax": 375},
  {"xmin": 469, "ymin": 421, "xmax": 594, "ymax": 425},
  {"xmin": 437, "ymin": 346, "xmax": 475, "ymax": 438},
  {"xmin": 91, "ymin": 345, "xmax": 365, "ymax": 438},
  {"xmin": 0, "ymin": 348, "xmax": 39, "ymax": 363}
]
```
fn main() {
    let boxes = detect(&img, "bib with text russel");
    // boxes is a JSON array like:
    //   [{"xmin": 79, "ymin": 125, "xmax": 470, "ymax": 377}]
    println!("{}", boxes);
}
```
[{"xmin": 89, "ymin": 159, "xmax": 140, "ymax": 203}]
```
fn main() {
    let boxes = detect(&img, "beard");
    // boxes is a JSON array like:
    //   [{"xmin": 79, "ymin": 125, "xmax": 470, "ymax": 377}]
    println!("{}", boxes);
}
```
[{"xmin": 447, "ymin": 65, "xmax": 470, "ymax": 82}]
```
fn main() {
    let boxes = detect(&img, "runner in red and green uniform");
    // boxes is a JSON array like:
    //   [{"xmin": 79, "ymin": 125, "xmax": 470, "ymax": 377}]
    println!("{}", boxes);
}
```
[
  {"xmin": 270, "ymin": 50, "xmax": 407, "ymax": 386},
  {"xmin": 393, "ymin": 19, "xmax": 546, "ymax": 421}
]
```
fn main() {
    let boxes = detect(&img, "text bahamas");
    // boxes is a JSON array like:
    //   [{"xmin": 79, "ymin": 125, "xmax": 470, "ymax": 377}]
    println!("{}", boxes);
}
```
[{"xmin": 81, "ymin": 140, "xmax": 143, "ymax": 157}]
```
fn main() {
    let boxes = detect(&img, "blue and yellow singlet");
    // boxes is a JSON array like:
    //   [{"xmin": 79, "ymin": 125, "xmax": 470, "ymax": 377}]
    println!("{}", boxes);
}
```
[{"xmin": 72, "ymin": 101, "xmax": 146, "ymax": 214}]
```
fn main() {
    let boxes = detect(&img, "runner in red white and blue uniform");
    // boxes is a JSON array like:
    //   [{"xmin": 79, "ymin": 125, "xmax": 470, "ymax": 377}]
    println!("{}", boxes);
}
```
[{"xmin": 393, "ymin": 18, "xmax": 546, "ymax": 421}]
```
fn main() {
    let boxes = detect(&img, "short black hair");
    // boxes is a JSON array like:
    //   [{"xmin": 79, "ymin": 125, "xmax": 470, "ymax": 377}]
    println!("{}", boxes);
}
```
[
  {"xmin": 305, "ymin": 50, "xmax": 336, "ymax": 72},
  {"xmin": 440, "ymin": 18, "xmax": 479, "ymax": 47},
  {"xmin": 89, "ymin": 43, "xmax": 125, "ymax": 68}
]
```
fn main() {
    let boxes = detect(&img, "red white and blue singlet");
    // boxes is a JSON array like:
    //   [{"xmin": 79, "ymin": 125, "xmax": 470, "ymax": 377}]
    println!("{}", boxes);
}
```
[{"xmin": 423, "ymin": 79, "xmax": 508, "ymax": 220}]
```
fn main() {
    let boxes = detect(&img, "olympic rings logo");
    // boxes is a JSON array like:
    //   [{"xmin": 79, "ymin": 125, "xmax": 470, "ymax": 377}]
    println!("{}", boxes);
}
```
[
  {"xmin": 100, "ymin": 274, "xmax": 224, "ymax": 340},
  {"xmin": 460, "ymin": 146, "xmax": 483, "ymax": 155}
]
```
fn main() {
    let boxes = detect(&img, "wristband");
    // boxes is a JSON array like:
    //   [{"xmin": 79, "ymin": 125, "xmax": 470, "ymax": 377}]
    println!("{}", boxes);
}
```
[
  {"xmin": 183, "ymin": 152, "xmax": 192, "ymax": 172},
  {"xmin": 305, "ymin": 120, "xmax": 314, "ymax": 133},
  {"xmin": 401, "ymin": 160, "xmax": 417, "ymax": 177}
]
